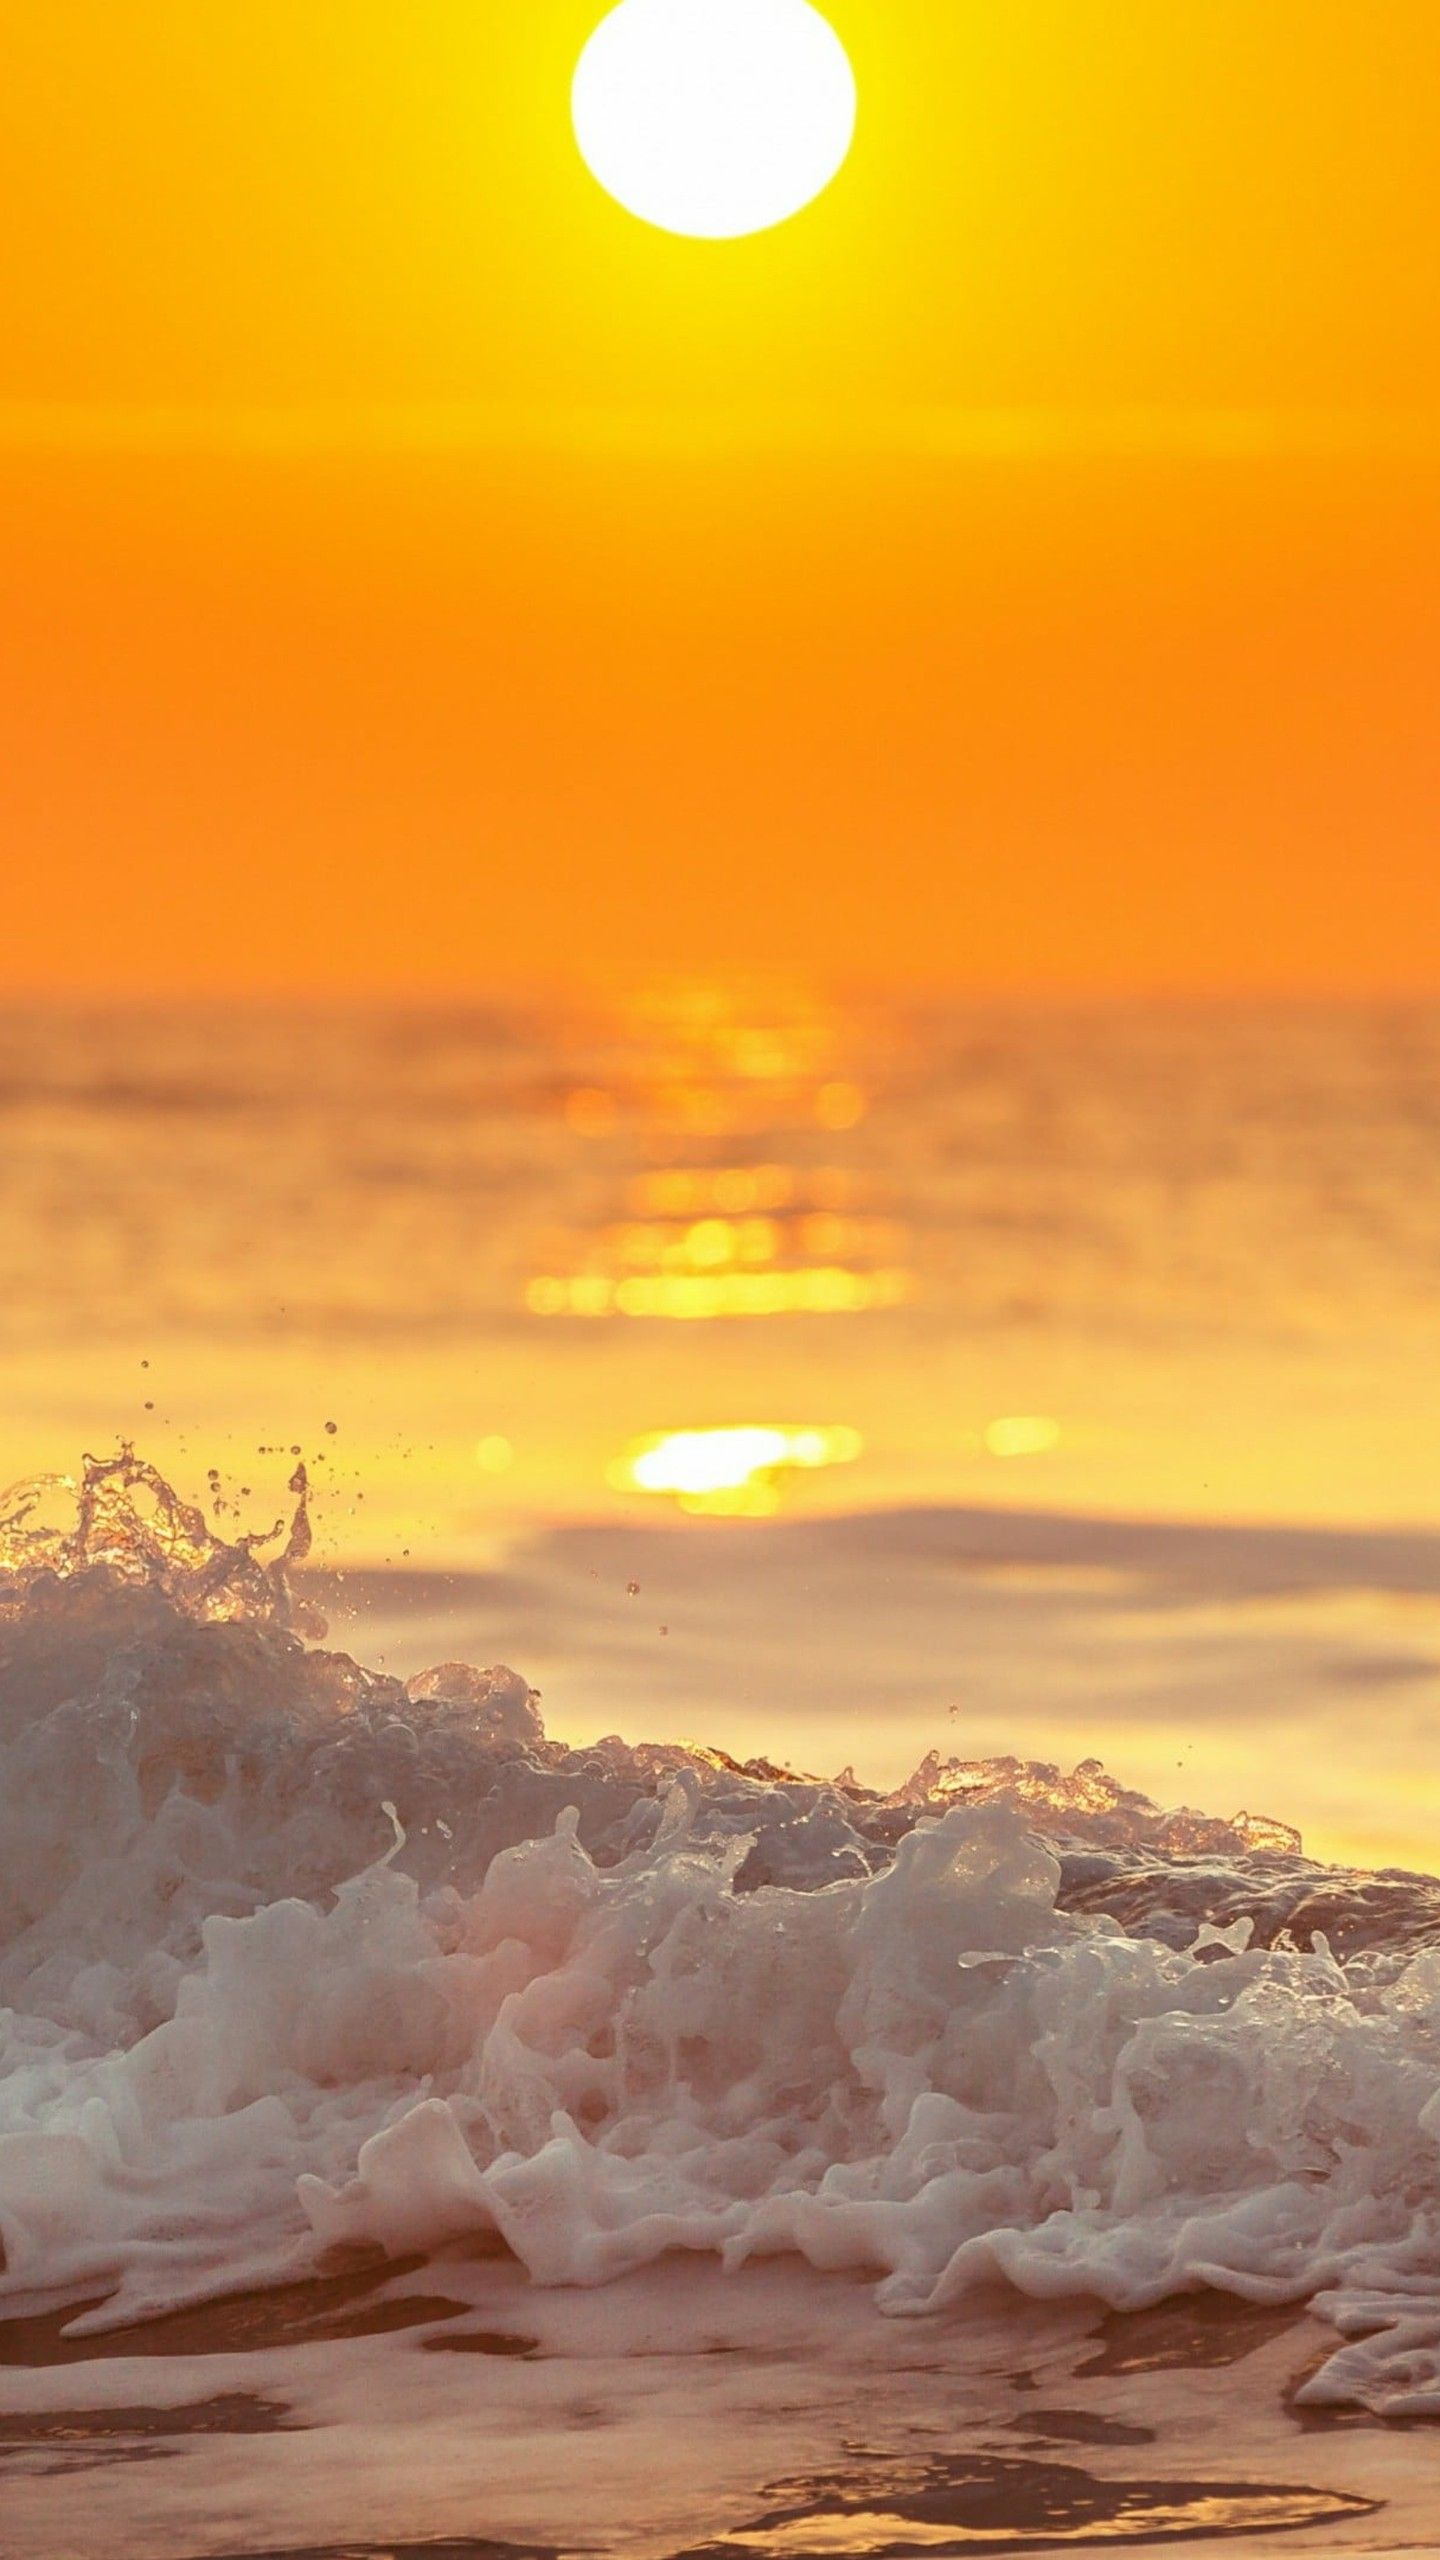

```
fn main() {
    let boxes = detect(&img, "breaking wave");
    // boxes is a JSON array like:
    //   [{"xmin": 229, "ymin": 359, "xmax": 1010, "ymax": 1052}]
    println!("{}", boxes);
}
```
[{"xmin": 3, "ymin": 1455, "xmax": 1440, "ymax": 2415}]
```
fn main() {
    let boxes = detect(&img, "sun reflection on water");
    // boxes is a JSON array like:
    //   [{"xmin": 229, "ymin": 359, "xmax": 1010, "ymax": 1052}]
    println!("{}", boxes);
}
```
[
  {"xmin": 527, "ymin": 1265, "xmax": 911, "ymax": 1321},
  {"xmin": 985, "ymin": 1413, "xmax": 1063, "ymax": 1458},
  {"xmin": 526, "ymin": 980, "xmax": 911, "ymax": 1327},
  {"xmin": 511, "ymin": 979, "xmax": 1081, "ymax": 1519},
  {"xmin": 610, "ymin": 1423, "xmax": 863, "ymax": 1515}
]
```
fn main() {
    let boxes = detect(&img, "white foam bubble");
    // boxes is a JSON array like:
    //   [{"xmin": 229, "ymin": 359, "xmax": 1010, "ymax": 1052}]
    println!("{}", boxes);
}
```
[{"xmin": 3, "ymin": 1456, "xmax": 1440, "ymax": 2414}]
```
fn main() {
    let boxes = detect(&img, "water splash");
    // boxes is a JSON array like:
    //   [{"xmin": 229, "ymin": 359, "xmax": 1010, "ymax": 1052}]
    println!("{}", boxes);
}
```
[
  {"xmin": 2, "ymin": 1455, "xmax": 1440, "ymax": 2417},
  {"xmin": 0, "ymin": 1446, "xmax": 318, "ymax": 1631}
]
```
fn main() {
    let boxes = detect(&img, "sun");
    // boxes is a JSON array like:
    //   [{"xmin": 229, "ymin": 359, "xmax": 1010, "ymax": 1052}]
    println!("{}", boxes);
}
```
[{"xmin": 572, "ymin": 0, "xmax": 857, "ymax": 241}]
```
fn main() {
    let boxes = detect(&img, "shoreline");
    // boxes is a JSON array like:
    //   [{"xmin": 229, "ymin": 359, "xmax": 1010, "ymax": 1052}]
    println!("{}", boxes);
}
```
[{"xmin": 0, "ymin": 2251, "xmax": 1421, "ymax": 2560}]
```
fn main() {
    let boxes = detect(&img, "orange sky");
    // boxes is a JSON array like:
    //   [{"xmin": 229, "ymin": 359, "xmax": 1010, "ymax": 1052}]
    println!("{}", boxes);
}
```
[{"xmin": 2, "ymin": 1, "xmax": 1438, "ymax": 993}]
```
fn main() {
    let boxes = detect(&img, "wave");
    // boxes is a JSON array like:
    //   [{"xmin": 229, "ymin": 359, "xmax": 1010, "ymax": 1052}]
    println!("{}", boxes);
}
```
[{"xmin": 2, "ymin": 1455, "xmax": 1440, "ymax": 2415}]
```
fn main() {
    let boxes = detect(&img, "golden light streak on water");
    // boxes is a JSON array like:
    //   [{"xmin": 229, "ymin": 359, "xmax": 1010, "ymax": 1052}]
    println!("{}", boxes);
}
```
[
  {"xmin": 610, "ymin": 1422, "xmax": 863, "ymax": 1514},
  {"xmin": 627, "ymin": 1163, "xmax": 861, "ymax": 1216},
  {"xmin": 527, "ymin": 1266, "xmax": 912, "ymax": 1320},
  {"xmin": 985, "ymin": 1414, "xmax": 1063, "ymax": 1458},
  {"xmin": 526, "ymin": 982, "xmax": 908, "ymax": 1324}
]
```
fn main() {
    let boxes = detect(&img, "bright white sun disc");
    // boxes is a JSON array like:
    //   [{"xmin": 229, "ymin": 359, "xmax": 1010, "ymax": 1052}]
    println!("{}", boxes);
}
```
[{"xmin": 573, "ymin": 0, "xmax": 857, "ymax": 240}]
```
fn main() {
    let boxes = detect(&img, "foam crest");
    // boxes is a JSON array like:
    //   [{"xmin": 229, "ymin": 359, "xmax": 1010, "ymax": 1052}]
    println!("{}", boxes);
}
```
[{"xmin": 2, "ymin": 1456, "xmax": 1440, "ymax": 2416}]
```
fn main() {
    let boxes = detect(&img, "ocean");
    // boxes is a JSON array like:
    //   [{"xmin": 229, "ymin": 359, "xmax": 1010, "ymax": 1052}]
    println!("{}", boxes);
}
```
[
  {"xmin": 2, "ymin": 983, "xmax": 1438, "ymax": 1864},
  {"xmin": 2, "ymin": 986, "xmax": 1440, "ymax": 2556}
]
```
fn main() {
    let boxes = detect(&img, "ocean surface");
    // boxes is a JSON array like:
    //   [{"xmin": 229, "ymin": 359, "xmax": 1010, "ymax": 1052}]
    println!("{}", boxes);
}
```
[
  {"xmin": 3, "ymin": 1457, "xmax": 1440, "ymax": 2558},
  {"xmin": 1, "ymin": 983, "xmax": 1437, "ymax": 1868},
  {"xmin": 3, "ymin": 983, "xmax": 1440, "ymax": 2552}
]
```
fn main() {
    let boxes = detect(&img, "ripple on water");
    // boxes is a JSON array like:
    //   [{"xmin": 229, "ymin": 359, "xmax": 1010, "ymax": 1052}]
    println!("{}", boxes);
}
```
[{"xmin": 669, "ymin": 2450, "xmax": 1380, "ymax": 2554}]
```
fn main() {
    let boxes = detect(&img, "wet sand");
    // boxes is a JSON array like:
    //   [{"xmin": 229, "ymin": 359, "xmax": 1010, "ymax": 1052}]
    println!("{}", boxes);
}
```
[
  {"xmin": 0, "ymin": 2262, "xmax": 483, "ymax": 2368},
  {"xmin": 0, "ymin": 2253, "xmax": 1430, "ymax": 2560}
]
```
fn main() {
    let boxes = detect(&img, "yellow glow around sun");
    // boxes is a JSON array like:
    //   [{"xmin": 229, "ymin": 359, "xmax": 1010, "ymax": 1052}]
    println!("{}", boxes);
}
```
[{"xmin": 573, "ymin": 0, "xmax": 857, "ymax": 240}]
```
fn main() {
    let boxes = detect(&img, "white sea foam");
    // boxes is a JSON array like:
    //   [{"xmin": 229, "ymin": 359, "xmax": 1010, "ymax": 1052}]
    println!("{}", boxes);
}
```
[{"xmin": 3, "ymin": 1455, "xmax": 1440, "ymax": 2414}]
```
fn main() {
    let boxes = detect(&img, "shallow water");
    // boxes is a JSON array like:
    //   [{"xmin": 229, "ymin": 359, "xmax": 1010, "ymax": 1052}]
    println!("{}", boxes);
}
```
[
  {"xmin": 4, "ymin": 1455, "xmax": 1440, "ymax": 2482},
  {"xmin": 0, "ymin": 2253, "xmax": 1427, "ymax": 2560},
  {"xmin": 320, "ymin": 1501, "xmax": 1440, "ymax": 1877}
]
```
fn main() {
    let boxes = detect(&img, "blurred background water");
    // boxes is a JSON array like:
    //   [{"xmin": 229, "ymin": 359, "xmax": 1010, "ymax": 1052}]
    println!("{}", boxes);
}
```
[{"xmin": 4, "ymin": 982, "xmax": 1438, "ymax": 1866}]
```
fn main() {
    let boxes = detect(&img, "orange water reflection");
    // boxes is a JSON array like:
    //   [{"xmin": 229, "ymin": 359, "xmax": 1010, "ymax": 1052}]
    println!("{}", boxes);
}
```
[
  {"xmin": 527, "ymin": 980, "xmax": 911, "ymax": 1325},
  {"xmin": 610, "ymin": 1423, "xmax": 863, "ymax": 1516}
]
